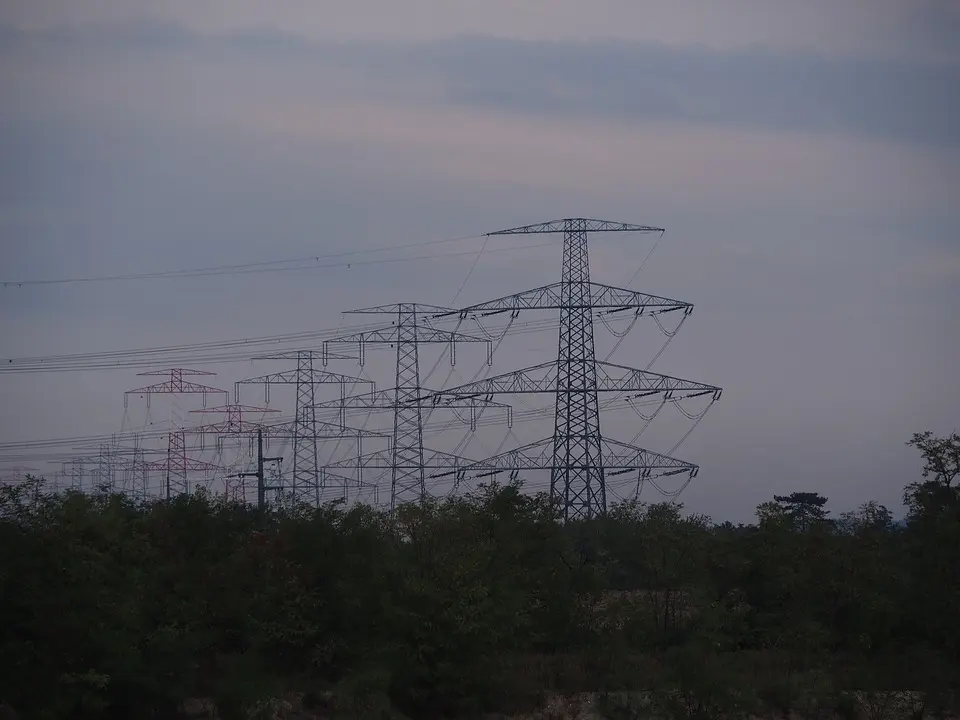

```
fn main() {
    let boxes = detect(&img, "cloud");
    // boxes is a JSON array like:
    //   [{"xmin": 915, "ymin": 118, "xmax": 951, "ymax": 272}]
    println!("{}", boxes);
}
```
[
  {"xmin": 3, "ymin": 19, "xmax": 957, "ymax": 153},
  {"xmin": 412, "ymin": 36, "xmax": 960, "ymax": 150},
  {"xmin": 3, "ymin": 0, "xmax": 959, "ymax": 63}
]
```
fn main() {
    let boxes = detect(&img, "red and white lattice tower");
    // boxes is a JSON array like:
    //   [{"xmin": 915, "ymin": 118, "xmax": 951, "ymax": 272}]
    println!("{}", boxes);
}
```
[{"xmin": 124, "ymin": 369, "xmax": 228, "ymax": 499}]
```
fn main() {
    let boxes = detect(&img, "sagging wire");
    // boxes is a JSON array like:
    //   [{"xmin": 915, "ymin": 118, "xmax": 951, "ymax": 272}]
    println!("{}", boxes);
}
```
[
  {"xmin": 643, "ymin": 310, "xmax": 690, "ymax": 371},
  {"xmin": 600, "ymin": 309, "xmax": 643, "ymax": 361},
  {"xmin": 668, "ymin": 397, "xmax": 717, "ymax": 456},
  {"xmin": 599, "ymin": 310, "xmax": 640, "ymax": 339},
  {"xmin": 653, "ymin": 310, "xmax": 687, "ymax": 338},
  {"xmin": 628, "ymin": 397, "xmax": 669, "ymax": 445}
]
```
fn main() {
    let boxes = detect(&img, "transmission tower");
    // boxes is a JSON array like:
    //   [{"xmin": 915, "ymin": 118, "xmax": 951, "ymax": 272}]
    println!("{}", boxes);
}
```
[
  {"xmin": 124, "ymin": 368, "xmax": 229, "ymax": 409},
  {"xmin": 187, "ymin": 403, "xmax": 389, "ymax": 502},
  {"xmin": 63, "ymin": 458, "xmax": 86, "ymax": 491},
  {"xmin": 321, "ymin": 303, "xmax": 497, "ymax": 511},
  {"xmin": 235, "ymin": 350, "xmax": 372, "ymax": 505},
  {"xmin": 188, "ymin": 404, "xmax": 282, "ymax": 456},
  {"xmin": 0, "ymin": 466, "xmax": 38, "ymax": 486},
  {"xmin": 428, "ymin": 218, "xmax": 721, "ymax": 521},
  {"xmin": 143, "ymin": 431, "xmax": 221, "ymax": 499},
  {"xmin": 121, "ymin": 439, "xmax": 150, "ymax": 501},
  {"xmin": 124, "ymin": 368, "xmax": 228, "ymax": 498}
]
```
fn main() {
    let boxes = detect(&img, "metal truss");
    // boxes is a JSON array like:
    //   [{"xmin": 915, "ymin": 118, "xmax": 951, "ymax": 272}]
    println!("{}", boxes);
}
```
[
  {"xmin": 236, "ymin": 351, "xmax": 373, "ymax": 506},
  {"xmin": 420, "ymin": 361, "xmax": 720, "ymax": 403},
  {"xmin": 485, "ymin": 219, "xmax": 665, "ymax": 235},
  {"xmin": 143, "ymin": 430, "xmax": 220, "ymax": 499},
  {"xmin": 438, "ymin": 436, "xmax": 698, "ymax": 521},
  {"xmin": 322, "ymin": 303, "xmax": 493, "ymax": 511},
  {"xmin": 312, "ymin": 388, "xmax": 513, "ymax": 430},
  {"xmin": 426, "ymin": 217, "xmax": 716, "ymax": 522},
  {"xmin": 325, "ymin": 446, "xmax": 481, "ymax": 500},
  {"xmin": 124, "ymin": 368, "xmax": 229, "ymax": 408},
  {"xmin": 431, "ymin": 282, "xmax": 693, "ymax": 318}
]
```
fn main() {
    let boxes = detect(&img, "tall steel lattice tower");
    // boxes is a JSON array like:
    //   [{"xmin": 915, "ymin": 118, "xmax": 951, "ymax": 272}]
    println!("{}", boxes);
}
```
[
  {"xmin": 552, "ymin": 219, "xmax": 605, "ymax": 516},
  {"xmin": 426, "ymin": 218, "xmax": 716, "ymax": 522},
  {"xmin": 293, "ymin": 351, "xmax": 320, "ymax": 503},
  {"xmin": 390, "ymin": 304, "xmax": 427, "ymax": 506},
  {"xmin": 123, "ymin": 368, "xmax": 228, "ymax": 500},
  {"xmin": 236, "ymin": 350, "xmax": 369, "ymax": 505},
  {"xmin": 323, "ymin": 303, "xmax": 493, "ymax": 511}
]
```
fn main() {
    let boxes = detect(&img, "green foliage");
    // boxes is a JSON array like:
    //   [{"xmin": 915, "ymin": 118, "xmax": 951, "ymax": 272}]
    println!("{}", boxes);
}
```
[
  {"xmin": 771, "ymin": 491, "xmax": 831, "ymax": 531},
  {"xmin": 1, "ymin": 433, "xmax": 959, "ymax": 717}
]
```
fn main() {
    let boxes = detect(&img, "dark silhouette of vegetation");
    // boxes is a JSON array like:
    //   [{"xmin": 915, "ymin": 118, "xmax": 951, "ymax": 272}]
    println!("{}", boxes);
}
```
[{"xmin": 1, "ymin": 432, "xmax": 958, "ymax": 718}]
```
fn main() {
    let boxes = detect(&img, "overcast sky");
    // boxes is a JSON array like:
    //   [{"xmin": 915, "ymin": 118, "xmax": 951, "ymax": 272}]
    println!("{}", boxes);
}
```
[{"xmin": 1, "ymin": 0, "xmax": 958, "ymax": 521}]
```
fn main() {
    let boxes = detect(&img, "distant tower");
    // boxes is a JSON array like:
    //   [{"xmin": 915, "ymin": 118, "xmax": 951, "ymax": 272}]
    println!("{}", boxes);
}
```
[
  {"xmin": 236, "ymin": 350, "xmax": 370, "ymax": 505},
  {"xmin": 124, "ymin": 368, "xmax": 228, "ymax": 499},
  {"xmin": 323, "ymin": 304, "xmax": 493, "ymax": 511}
]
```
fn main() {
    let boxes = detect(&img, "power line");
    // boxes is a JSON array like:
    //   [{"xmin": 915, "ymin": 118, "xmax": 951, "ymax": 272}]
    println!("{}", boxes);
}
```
[
  {"xmin": 1, "ymin": 233, "xmax": 485, "ymax": 286},
  {"xmin": 450, "ymin": 234, "xmax": 491, "ymax": 305},
  {"xmin": 622, "ymin": 229, "xmax": 666, "ymax": 286},
  {"xmin": 0, "ymin": 315, "xmax": 567, "ymax": 374},
  {"xmin": 1, "ymin": 232, "xmax": 583, "ymax": 287}
]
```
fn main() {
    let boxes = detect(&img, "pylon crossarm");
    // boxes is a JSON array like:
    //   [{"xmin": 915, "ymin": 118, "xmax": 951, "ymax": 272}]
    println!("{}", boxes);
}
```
[
  {"xmin": 280, "ymin": 419, "xmax": 391, "ymax": 439},
  {"xmin": 236, "ymin": 369, "xmax": 371, "ymax": 387},
  {"xmin": 252, "ymin": 349, "xmax": 354, "ymax": 361},
  {"xmin": 323, "ymin": 326, "xmax": 488, "ymax": 345},
  {"xmin": 312, "ymin": 388, "xmax": 511, "ymax": 411},
  {"xmin": 486, "ymin": 218, "xmax": 664, "ymax": 235},
  {"xmin": 326, "ymin": 446, "xmax": 479, "ymax": 470},
  {"xmin": 431, "ymin": 282, "xmax": 692, "ymax": 318},
  {"xmin": 418, "ymin": 361, "xmax": 720, "ymax": 402},
  {"xmin": 125, "ymin": 379, "xmax": 227, "ymax": 396},
  {"xmin": 459, "ymin": 436, "xmax": 698, "ymax": 477},
  {"xmin": 344, "ymin": 303, "xmax": 458, "ymax": 315},
  {"xmin": 143, "ymin": 458, "xmax": 221, "ymax": 472}
]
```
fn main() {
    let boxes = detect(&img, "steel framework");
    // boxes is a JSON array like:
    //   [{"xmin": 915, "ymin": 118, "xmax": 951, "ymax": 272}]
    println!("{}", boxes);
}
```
[
  {"xmin": 124, "ymin": 368, "xmax": 229, "ymax": 409},
  {"xmin": 321, "ymin": 303, "xmax": 494, "ymax": 511},
  {"xmin": 143, "ymin": 430, "xmax": 220, "ymax": 499},
  {"xmin": 428, "ymin": 218, "xmax": 720, "ymax": 521},
  {"xmin": 235, "ymin": 351, "xmax": 373, "ymax": 505},
  {"xmin": 123, "ymin": 368, "xmax": 229, "ymax": 499}
]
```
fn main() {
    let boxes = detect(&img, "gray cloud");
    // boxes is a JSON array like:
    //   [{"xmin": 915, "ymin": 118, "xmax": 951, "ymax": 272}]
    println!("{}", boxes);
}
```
[
  {"xmin": 3, "ymin": 20, "xmax": 958, "ymax": 149},
  {"xmin": 415, "ymin": 35, "xmax": 960, "ymax": 149}
]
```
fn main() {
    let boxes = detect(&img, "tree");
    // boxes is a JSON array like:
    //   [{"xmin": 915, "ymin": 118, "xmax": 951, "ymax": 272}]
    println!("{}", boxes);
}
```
[
  {"xmin": 772, "ymin": 492, "xmax": 830, "ymax": 532},
  {"xmin": 837, "ymin": 501, "xmax": 893, "ymax": 535},
  {"xmin": 755, "ymin": 500, "xmax": 791, "ymax": 529},
  {"xmin": 901, "ymin": 432, "xmax": 960, "ymax": 658},
  {"xmin": 904, "ymin": 431, "xmax": 960, "ymax": 521}
]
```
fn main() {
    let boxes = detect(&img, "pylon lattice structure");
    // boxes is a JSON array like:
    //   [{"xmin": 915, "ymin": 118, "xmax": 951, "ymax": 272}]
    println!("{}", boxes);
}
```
[
  {"xmin": 235, "ymin": 350, "xmax": 372, "ymax": 505},
  {"xmin": 124, "ymin": 441, "xmax": 150, "ymax": 501},
  {"xmin": 321, "ymin": 303, "xmax": 496, "ymax": 511},
  {"xmin": 187, "ymin": 404, "xmax": 282, "ymax": 456},
  {"xmin": 124, "ymin": 368, "xmax": 229, "ymax": 409},
  {"xmin": 124, "ymin": 368, "xmax": 229, "ymax": 498},
  {"xmin": 428, "ymin": 218, "xmax": 722, "ymax": 522},
  {"xmin": 186, "ymin": 403, "xmax": 390, "ymax": 498},
  {"xmin": 0, "ymin": 466, "xmax": 39, "ymax": 486},
  {"xmin": 142, "ymin": 430, "xmax": 221, "ymax": 499},
  {"xmin": 58, "ymin": 457, "xmax": 94, "ymax": 492},
  {"xmin": 70, "ymin": 440, "xmax": 159, "ymax": 498}
]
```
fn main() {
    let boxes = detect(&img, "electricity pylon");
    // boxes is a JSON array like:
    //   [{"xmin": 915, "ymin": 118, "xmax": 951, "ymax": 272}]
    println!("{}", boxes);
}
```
[
  {"xmin": 429, "ymin": 218, "xmax": 721, "ymax": 521},
  {"xmin": 321, "ymin": 303, "xmax": 500, "ymax": 511},
  {"xmin": 235, "ymin": 350, "xmax": 371, "ymax": 506}
]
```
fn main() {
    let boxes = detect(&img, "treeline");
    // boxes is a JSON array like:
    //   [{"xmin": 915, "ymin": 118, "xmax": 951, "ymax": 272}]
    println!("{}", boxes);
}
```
[{"xmin": 0, "ymin": 431, "xmax": 958, "ymax": 719}]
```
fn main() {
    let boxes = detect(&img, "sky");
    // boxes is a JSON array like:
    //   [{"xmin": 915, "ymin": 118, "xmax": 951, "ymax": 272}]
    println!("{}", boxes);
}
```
[{"xmin": 0, "ymin": 0, "xmax": 958, "ymax": 521}]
